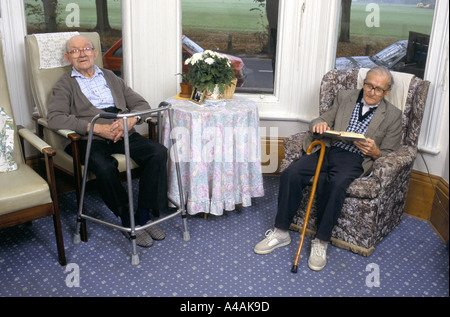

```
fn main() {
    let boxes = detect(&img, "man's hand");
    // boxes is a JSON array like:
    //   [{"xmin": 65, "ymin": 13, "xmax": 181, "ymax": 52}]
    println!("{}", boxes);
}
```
[
  {"xmin": 87, "ymin": 117, "xmax": 138, "ymax": 142},
  {"xmin": 110, "ymin": 117, "xmax": 139, "ymax": 143},
  {"xmin": 354, "ymin": 137, "xmax": 381, "ymax": 159},
  {"xmin": 87, "ymin": 122, "xmax": 117, "ymax": 141},
  {"xmin": 312, "ymin": 122, "xmax": 330, "ymax": 134}
]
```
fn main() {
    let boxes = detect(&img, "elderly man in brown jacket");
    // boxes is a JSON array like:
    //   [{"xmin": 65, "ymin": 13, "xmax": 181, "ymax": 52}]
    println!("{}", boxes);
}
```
[
  {"xmin": 47, "ymin": 35, "xmax": 167, "ymax": 247},
  {"xmin": 254, "ymin": 66, "xmax": 402, "ymax": 271}
]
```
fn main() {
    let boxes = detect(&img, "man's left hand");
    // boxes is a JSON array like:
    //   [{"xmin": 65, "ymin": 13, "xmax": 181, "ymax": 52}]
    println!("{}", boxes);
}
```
[
  {"xmin": 354, "ymin": 137, "xmax": 381, "ymax": 159},
  {"xmin": 110, "ymin": 117, "xmax": 138, "ymax": 143}
]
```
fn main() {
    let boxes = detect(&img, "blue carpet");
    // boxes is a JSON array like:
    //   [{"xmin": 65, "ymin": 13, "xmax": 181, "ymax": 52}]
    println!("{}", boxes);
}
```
[{"xmin": 0, "ymin": 176, "xmax": 448, "ymax": 298}]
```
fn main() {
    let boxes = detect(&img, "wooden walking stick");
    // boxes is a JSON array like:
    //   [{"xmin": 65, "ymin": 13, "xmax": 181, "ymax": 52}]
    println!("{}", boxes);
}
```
[{"xmin": 291, "ymin": 140, "xmax": 326, "ymax": 273}]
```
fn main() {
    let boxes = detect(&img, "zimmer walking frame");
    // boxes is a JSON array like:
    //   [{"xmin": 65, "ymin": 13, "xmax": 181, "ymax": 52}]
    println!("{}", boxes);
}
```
[{"xmin": 73, "ymin": 102, "xmax": 190, "ymax": 265}]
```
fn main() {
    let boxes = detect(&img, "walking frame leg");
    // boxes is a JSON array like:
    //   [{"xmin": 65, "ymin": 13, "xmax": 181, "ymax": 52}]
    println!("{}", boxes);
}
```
[
  {"xmin": 73, "ymin": 122, "xmax": 95, "ymax": 245},
  {"xmin": 167, "ymin": 105, "xmax": 190, "ymax": 242},
  {"xmin": 123, "ymin": 117, "xmax": 140, "ymax": 265}
]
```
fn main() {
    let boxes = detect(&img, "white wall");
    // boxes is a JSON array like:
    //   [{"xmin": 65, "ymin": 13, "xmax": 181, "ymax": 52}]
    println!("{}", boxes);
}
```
[
  {"xmin": 0, "ymin": 0, "xmax": 32, "ymax": 128},
  {"xmin": 122, "ymin": 0, "xmax": 181, "ymax": 108}
]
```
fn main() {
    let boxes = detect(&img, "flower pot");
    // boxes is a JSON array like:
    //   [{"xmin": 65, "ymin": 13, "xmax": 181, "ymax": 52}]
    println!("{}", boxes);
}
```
[
  {"xmin": 179, "ymin": 83, "xmax": 193, "ymax": 98},
  {"xmin": 223, "ymin": 78, "xmax": 237, "ymax": 99},
  {"xmin": 204, "ymin": 85, "xmax": 224, "ymax": 100}
]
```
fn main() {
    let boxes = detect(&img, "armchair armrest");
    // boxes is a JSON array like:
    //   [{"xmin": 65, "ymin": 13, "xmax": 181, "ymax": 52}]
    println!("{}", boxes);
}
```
[
  {"xmin": 36, "ymin": 117, "xmax": 80, "ymax": 140},
  {"xmin": 141, "ymin": 112, "xmax": 159, "ymax": 141},
  {"xmin": 283, "ymin": 132, "xmax": 307, "ymax": 160},
  {"xmin": 279, "ymin": 132, "xmax": 307, "ymax": 173},
  {"xmin": 18, "ymin": 126, "xmax": 55, "ymax": 156},
  {"xmin": 346, "ymin": 146, "xmax": 416, "ymax": 199},
  {"xmin": 372, "ymin": 145, "xmax": 417, "ymax": 186}
]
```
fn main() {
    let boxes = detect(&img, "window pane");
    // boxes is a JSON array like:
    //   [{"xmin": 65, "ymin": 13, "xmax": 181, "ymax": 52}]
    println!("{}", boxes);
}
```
[
  {"xmin": 24, "ymin": 0, "xmax": 123, "ymax": 76},
  {"xmin": 335, "ymin": 1, "xmax": 434, "ymax": 79},
  {"xmin": 182, "ymin": 0, "xmax": 279, "ymax": 94}
]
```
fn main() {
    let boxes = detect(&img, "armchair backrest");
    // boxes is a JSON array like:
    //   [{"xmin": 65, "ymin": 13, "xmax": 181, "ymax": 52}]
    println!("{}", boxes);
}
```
[
  {"xmin": 25, "ymin": 32, "xmax": 103, "ymax": 119},
  {"xmin": 319, "ymin": 68, "xmax": 430, "ymax": 147},
  {"xmin": 0, "ymin": 39, "xmax": 24, "ymax": 165}
]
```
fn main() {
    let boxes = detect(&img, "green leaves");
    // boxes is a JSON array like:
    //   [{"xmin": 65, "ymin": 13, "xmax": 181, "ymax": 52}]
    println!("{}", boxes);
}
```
[{"xmin": 185, "ymin": 50, "xmax": 236, "ymax": 92}]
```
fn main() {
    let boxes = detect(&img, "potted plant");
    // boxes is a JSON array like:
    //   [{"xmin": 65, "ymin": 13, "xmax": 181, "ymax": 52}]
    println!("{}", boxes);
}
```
[
  {"xmin": 177, "ymin": 72, "xmax": 192, "ymax": 98},
  {"xmin": 184, "ymin": 50, "xmax": 236, "ymax": 100}
]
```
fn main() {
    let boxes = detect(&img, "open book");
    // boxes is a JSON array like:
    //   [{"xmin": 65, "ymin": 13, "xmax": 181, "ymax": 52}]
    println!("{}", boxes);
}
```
[{"xmin": 323, "ymin": 130, "xmax": 366, "ymax": 142}]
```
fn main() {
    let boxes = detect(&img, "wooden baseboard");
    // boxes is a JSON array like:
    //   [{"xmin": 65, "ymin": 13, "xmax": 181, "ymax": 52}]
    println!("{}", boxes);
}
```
[
  {"xmin": 429, "ymin": 175, "xmax": 449, "ymax": 242},
  {"xmin": 404, "ymin": 170, "xmax": 438, "ymax": 219},
  {"xmin": 261, "ymin": 136, "xmax": 284, "ymax": 174},
  {"xmin": 406, "ymin": 170, "xmax": 449, "ymax": 242}
]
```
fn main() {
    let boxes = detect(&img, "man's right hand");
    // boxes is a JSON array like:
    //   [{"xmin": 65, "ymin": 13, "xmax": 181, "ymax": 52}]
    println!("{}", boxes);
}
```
[
  {"xmin": 87, "ymin": 122, "xmax": 119, "ymax": 141},
  {"xmin": 312, "ymin": 122, "xmax": 330, "ymax": 134}
]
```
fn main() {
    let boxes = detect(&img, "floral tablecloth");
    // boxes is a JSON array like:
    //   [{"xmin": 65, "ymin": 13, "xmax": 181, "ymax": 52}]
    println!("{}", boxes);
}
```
[{"xmin": 162, "ymin": 96, "xmax": 265, "ymax": 215}]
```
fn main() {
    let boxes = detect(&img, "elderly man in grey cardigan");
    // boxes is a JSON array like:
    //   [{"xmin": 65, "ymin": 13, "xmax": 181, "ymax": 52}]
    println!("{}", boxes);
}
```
[
  {"xmin": 47, "ymin": 35, "xmax": 167, "ymax": 247},
  {"xmin": 254, "ymin": 66, "xmax": 402, "ymax": 271}
]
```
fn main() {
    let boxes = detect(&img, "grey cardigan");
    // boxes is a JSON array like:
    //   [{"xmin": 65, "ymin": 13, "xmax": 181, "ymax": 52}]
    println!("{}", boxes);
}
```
[
  {"xmin": 47, "ymin": 68, "xmax": 152, "ymax": 148},
  {"xmin": 303, "ymin": 89, "xmax": 402, "ymax": 176}
]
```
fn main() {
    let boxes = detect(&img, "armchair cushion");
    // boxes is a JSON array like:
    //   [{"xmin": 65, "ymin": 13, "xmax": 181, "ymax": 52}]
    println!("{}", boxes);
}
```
[
  {"xmin": 0, "ymin": 163, "xmax": 52, "ymax": 215},
  {"xmin": 34, "ymin": 32, "xmax": 80, "ymax": 69},
  {"xmin": 357, "ymin": 68, "xmax": 414, "ymax": 112},
  {"xmin": 0, "ymin": 108, "xmax": 17, "ymax": 172}
]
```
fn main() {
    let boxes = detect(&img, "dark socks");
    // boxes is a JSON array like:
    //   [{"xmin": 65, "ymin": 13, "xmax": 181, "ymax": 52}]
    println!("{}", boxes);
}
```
[
  {"xmin": 136, "ymin": 207, "xmax": 150, "ymax": 226},
  {"xmin": 120, "ymin": 207, "xmax": 152, "ymax": 227},
  {"xmin": 120, "ymin": 213, "xmax": 131, "ymax": 228}
]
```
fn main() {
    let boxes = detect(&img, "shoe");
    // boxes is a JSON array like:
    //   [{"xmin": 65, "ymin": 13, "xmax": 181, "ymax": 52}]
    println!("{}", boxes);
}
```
[
  {"xmin": 254, "ymin": 229, "xmax": 291, "ymax": 254},
  {"xmin": 144, "ymin": 221, "xmax": 166, "ymax": 240},
  {"xmin": 308, "ymin": 238, "xmax": 327, "ymax": 271},
  {"xmin": 122, "ymin": 229, "xmax": 154, "ymax": 247}
]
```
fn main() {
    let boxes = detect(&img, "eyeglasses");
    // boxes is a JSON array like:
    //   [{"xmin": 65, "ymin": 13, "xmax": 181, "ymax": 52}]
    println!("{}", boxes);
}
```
[
  {"xmin": 68, "ymin": 47, "xmax": 95, "ymax": 57},
  {"xmin": 363, "ymin": 82, "xmax": 390, "ymax": 96}
]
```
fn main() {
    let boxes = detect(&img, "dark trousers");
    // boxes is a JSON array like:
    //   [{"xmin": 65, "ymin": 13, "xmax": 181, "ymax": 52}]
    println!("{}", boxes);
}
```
[
  {"xmin": 66, "ymin": 132, "xmax": 168, "ymax": 225},
  {"xmin": 275, "ymin": 146, "xmax": 363, "ymax": 242}
]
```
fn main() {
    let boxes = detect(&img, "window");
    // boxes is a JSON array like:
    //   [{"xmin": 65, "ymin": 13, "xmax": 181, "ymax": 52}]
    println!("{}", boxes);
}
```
[
  {"xmin": 335, "ymin": 0, "xmax": 434, "ymax": 79},
  {"xmin": 24, "ymin": 0, "xmax": 123, "ymax": 74},
  {"xmin": 182, "ymin": 0, "xmax": 279, "ymax": 94}
]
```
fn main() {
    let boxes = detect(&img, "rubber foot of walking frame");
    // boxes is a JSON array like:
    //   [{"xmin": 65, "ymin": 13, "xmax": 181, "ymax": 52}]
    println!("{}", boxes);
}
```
[
  {"xmin": 183, "ymin": 231, "xmax": 191, "ymax": 242},
  {"xmin": 131, "ymin": 254, "xmax": 140, "ymax": 266},
  {"xmin": 291, "ymin": 265, "xmax": 298, "ymax": 273},
  {"xmin": 72, "ymin": 233, "xmax": 81, "ymax": 244}
]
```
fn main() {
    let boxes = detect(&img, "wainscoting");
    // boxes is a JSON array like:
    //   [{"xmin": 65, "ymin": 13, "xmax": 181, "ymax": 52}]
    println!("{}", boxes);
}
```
[
  {"xmin": 261, "ymin": 137, "xmax": 449, "ymax": 243},
  {"xmin": 406, "ymin": 170, "xmax": 449, "ymax": 243}
]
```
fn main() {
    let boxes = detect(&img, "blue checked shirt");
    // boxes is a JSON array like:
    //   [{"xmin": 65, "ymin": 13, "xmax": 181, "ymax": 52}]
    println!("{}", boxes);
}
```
[
  {"xmin": 333, "ymin": 101, "xmax": 377, "ymax": 156},
  {"xmin": 71, "ymin": 65, "xmax": 115, "ymax": 110}
]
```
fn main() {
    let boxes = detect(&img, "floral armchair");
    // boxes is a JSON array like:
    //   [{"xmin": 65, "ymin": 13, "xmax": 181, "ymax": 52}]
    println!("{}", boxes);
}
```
[{"xmin": 280, "ymin": 68, "xmax": 430, "ymax": 256}]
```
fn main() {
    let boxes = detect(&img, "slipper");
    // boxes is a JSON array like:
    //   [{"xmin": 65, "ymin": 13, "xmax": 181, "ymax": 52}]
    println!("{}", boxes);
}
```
[
  {"xmin": 122, "ymin": 229, "xmax": 154, "ymax": 247},
  {"xmin": 145, "ymin": 221, "xmax": 166, "ymax": 240}
]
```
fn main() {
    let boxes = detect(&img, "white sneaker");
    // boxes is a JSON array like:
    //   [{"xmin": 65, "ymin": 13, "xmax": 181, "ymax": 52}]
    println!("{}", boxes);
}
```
[
  {"xmin": 308, "ymin": 238, "xmax": 327, "ymax": 271},
  {"xmin": 254, "ymin": 229, "xmax": 291, "ymax": 254}
]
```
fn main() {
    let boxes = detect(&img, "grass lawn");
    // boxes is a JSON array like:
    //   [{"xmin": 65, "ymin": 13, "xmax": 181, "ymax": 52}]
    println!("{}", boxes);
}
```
[
  {"xmin": 348, "ymin": 3, "xmax": 434, "ymax": 40},
  {"xmin": 182, "ymin": 0, "xmax": 267, "ymax": 32}
]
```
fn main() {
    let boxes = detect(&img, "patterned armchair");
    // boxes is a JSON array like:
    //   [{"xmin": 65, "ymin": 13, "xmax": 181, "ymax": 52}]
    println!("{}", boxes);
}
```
[{"xmin": 280, "ymin": 68, "xmax": 430, "ymax": 256}]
